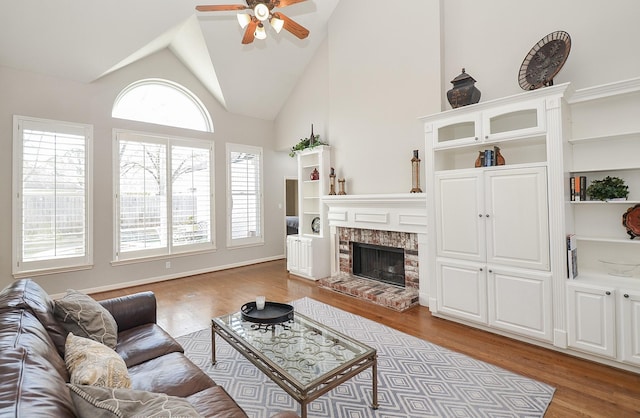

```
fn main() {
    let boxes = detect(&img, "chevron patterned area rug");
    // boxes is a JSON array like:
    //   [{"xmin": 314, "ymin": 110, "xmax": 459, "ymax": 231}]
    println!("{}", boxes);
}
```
[{"xmin": 176, "ymin": 297, "xmax": 554, "ymax": 418}]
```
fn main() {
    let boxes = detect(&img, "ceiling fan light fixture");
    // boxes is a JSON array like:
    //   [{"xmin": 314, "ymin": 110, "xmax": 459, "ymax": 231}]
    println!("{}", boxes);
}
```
[
  {"xmin": 270, "ymin": 16, "xmax": 284, "ymax": 33},
  {"xmin": 237, "ymin": 13, "xmax": 251, "ymax": 29},
  {"xmin": 254, "ymin": 3, "xmax": 270, "ymax": 21},
  {"xmin": 255, "ymin": 23, "xmax": 267, "ymax": 40}
]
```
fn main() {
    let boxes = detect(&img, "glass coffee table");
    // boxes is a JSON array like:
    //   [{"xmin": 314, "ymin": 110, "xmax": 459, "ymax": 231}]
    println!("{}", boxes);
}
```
[{"xmin": 211, "ymin": 309, "xmax": 378, "ymax": 418}]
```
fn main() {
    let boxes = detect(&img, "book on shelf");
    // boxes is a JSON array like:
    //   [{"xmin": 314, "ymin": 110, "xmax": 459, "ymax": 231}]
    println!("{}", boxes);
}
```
[
  {"xmin": 570, "ymin": 177, "xmax": 575, "ymax": 201},
  {"xmin": 566, "ymin": 234, "xmax": 578, "ymax": 279},
  {"xmin": 569, "ymin": 176, "xmax": 587, "ymax": 201}
]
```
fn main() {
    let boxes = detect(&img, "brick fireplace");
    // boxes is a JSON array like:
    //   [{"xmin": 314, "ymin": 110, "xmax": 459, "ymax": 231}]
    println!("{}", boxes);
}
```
[{"xmin": 321, "ymin": 194, "xmax": 428, "ymax": 311}]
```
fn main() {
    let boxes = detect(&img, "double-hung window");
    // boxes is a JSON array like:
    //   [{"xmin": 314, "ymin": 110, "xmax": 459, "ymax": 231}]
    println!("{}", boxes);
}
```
[
  {"xmin": 114, "ymin": 131, "xmax": 214, "ymax": 261},
  {"xmin": 227, "ymin": 144, "xmax": 263, "ymax": 247},
  {"xmin": 12, "ymin": 116, "xmax": 93, "ymax": 276}
]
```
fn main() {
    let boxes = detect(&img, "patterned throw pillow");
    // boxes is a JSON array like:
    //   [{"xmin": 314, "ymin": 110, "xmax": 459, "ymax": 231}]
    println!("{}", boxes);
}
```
[
  {"xmin": 65, "ymin": 333, "xmax": 131, "ymax": 389},
  {"xmin": 54, "ymin": 289, "xmax": 118, "ymax": 349},
  {"xmin": 67, "ymin": 384, "xmax": 204, "ymax": 418}
]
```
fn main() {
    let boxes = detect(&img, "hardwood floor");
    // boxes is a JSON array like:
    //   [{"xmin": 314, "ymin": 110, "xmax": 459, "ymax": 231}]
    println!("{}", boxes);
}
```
[{"xmin": 92, "ymin": 259, "xmax": 640, "ymax": 417}]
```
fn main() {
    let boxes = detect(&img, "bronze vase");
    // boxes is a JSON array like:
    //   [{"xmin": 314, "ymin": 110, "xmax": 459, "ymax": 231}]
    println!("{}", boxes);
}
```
[{"xmin": 447, "ymin": 68, "xmax": 481, "ymax": 109}]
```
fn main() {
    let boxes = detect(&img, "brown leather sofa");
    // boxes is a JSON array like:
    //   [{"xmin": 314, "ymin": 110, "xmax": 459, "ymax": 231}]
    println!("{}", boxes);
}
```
[{"xmin": 0, "ymin": 279, "xmax": 299, "ymax": 418}]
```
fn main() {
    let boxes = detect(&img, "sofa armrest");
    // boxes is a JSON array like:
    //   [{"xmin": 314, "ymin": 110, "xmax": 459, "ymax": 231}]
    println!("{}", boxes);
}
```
[{"xmin": 98, "ymin": 291, "xmax": 157, "ymax": 332}]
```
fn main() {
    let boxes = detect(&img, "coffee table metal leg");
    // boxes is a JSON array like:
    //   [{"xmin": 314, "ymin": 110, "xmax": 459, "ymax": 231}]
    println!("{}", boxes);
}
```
[
  {"xmin": 211, "ymin": 323, "xmax": 217, "ymax": 365},
  {"xmin": 372, "ymin": 354, "xmax": 379, "ymax": 409}
]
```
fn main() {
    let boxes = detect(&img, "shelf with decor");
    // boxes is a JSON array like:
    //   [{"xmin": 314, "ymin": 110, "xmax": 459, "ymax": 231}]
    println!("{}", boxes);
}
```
[
  {"xmin": 286, "ymin": 145, "xmax": 331, "ymax": 281},
  {"xmin": 564, "ymin": 81, "xmax": 640, "ymax": 367}
]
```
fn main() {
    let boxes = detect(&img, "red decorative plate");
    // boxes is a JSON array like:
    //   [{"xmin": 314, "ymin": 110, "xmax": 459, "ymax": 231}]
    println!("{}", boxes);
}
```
[{"xmin": 622, "ymin": 204, "xmax": 640, "ymax": 239}]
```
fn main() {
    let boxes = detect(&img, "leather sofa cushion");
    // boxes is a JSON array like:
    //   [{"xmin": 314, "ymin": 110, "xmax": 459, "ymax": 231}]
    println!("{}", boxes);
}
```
[
  {"xmin": 187, "ymin": 386, "xmax": 249, "ymax": 418},
  {"xmin": 0, "ymin": 308, "xmax": 69, "ymax": 380},
  {"xmin": 0, "ymin": 279, "xmax": 68, "ymax": 355},
  {"xmin": 0, "ymin": 347, "xmax": 76, "ymax": 418},
  {"xmin": 54, "ymin": 289, "xmax": 118, "ymax": 349},
  {"xmin": 128, "ymin": 351, "xmax": 216, "ymax": 398},
  {"xmin": 116, "ymin": 323, "xmax": 184, "ymax": 368}
]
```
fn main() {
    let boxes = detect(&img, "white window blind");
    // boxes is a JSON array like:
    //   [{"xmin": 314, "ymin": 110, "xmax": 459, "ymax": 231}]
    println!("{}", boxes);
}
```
[
  {"xmin": 13, "ymin": 116, "xmax": 93, "ymax": 276},
  {"xmin": 115, "ymin": 131, "xmax": 214, "ymax": 261},
  {"xmin": 227, "ymin": 144, "xmax": 263, "ymax": 247}
]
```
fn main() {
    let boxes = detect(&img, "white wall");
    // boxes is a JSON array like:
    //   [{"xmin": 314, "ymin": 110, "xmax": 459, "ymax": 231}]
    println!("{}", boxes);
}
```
[
  {"xmin": 277, "ymin": 0, "xmax": 441, "ymax": 195},
  {"xmin": 0, "ymin": 49, "xmax": 289, "ymax": 294},
  {"xmin": 441, "ymin": 0, "xmax": 640, "ymax": 108},
  {"xmin": 275, "ymin": 38, "xmax": 331, "ymax": 153}
]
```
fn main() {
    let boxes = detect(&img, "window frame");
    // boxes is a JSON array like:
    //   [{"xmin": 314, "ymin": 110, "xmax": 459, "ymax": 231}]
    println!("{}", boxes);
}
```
[
  {"xmin": 226, "ymin": 143, "xmax": 264, "ymax": 248},
  {"xmin": 113, "ymin": 130, "xmax": 215, "ymax": 263},
  {"xmin": 112, "ymin": 78, "xmax": 214, "ymax": 133},
  {"xmin": 12, "ymin": 115, "xmax": 94, "ymax": 277}
]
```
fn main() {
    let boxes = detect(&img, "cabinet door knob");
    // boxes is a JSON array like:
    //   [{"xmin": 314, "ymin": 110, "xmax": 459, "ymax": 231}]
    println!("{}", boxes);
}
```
[
  {"xmin": 479, "ymin": 267, "xmax": 483, "ymax": 272},
  {"xmin": 474, "ymin": 137, "xmax": 479, "ymax": 141},
  {"xmin": 488, "ymin": 269, "xmax": 493, "ymax": 273},
  {"xmin": 485, "ymin": 214, "xmax": 490, "ymax": 218},
  {"xmin": 605, "ymin": 291, "xmax": 611, "ymax": 296},
  {"xmin": 479, "ymin": 214, "xmax": 483, "ymax": 218},
  {"xmin": 485, "ymin": 135, "xmax": 489, "ymax": 140},
  {"xmin": 624, "ymin": 294, "xmax": 630, "ymax": 298}
]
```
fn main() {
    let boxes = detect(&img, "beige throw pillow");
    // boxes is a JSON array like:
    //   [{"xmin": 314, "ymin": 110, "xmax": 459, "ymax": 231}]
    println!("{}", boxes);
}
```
[
  {"xmin": 67, "ymin": 384, "xmax": 203, "ymax": 418},
  {"xmin": 54, "ymin": 289, "xmax": 118, "ymax": 349},
  {"xmin": 65, "ymin": 333, "xmax": 131, "ymax": 389}
]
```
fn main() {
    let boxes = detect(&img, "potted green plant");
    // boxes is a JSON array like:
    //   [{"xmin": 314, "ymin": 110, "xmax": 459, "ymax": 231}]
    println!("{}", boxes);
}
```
[
  {"xmin": 586, "ymin": 176, "xmax": 629, "ymax": 201},
  {"xmin": 288, "ymin": 125, "xmax": 328, "ymax": 157}
]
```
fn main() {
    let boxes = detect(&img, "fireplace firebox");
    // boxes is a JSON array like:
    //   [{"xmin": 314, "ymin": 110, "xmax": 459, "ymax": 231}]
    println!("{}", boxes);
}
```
[{"xmin": 352, "ymin": 242, "xmax": 405, "ymax": 287}]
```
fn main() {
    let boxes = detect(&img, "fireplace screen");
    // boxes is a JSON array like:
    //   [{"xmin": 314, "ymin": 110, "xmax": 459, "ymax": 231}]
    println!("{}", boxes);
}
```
[{"xmin": 352, "ymin": 242, "xmax": 405, "ymax": 287}]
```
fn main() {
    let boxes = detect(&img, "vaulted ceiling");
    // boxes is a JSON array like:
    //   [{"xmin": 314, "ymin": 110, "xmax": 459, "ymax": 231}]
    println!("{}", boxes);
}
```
[{"xmin": 0, "ymin": 1, "xmax": 340, "ymax": 120}]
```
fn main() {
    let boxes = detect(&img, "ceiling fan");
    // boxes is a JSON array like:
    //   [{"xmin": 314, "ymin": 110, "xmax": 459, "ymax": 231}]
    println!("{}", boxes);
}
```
[{"xmin": 196, "ymin": 0, "xmax": 310, "ymax": 44}]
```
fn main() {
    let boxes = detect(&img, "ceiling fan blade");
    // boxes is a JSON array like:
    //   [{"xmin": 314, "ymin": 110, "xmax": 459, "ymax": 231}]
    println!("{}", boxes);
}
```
[
  {"xmin": 196, "ymin": 4, "xmax": 249, "ymax": 12},
  {"xmin": 242, "ymin": 19, "xmax": 259, "ymax": 44},
  {"xmin": 273, "ymin": 0, "xmax": 307, "ymax": 7},
  {"xmin": 273, "ymin": 12, "xmax": 309, "ymax": 39}
]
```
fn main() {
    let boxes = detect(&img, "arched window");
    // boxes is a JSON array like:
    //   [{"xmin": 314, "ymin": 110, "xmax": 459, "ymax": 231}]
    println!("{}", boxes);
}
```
[{"xmin": 112, "ymin": 79, "xmax": 213, "ymax": 132}]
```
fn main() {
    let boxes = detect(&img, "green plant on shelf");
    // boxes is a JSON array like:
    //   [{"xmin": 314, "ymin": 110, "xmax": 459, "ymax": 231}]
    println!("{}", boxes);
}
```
[
  {"xmin": 288, "ymin": 134, "xmax": 327, "ymax": 157},
  {"xmin": 586, "ymin": 176, "xmax": 629, "ymax": 201}
]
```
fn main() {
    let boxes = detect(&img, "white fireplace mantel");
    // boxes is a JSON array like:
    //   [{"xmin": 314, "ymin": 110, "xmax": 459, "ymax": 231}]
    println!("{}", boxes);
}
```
[
  {"xmin": 322, "ymin": 193, "xmax": 427, "ymax": 234},
  {"xmin": 322, "ymin": 193, "xmax": 430, "ymax": 307}
]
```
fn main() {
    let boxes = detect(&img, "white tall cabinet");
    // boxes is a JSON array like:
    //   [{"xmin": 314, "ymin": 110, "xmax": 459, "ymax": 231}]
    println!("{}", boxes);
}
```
[
  {"xmin": 422, "ymin": 85, "xmax": 570, "ymax": 347},
  {"xmin": 286, "ymin": 146, "xmax": 331, "ymax": 280}
]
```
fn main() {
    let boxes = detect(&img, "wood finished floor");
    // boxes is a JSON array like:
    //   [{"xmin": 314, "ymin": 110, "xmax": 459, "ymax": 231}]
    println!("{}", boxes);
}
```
[{"xmin": 92, "ymin": 259, "xmax": 640, "ymax": 417}]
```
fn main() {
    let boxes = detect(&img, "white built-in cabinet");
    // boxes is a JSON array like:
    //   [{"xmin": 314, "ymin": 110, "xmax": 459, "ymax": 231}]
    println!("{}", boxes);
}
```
[
  {"xmin": 286, "ymin": 146, "xmax": 331, "ymax": 280},
  {"xmin": 563, "ymin": 79, "xmax": 640, "ymax": 370},
  {"xmin": 424, "ymin": 86, "xmax": 565, "ymax": 345},
  {"xmin": 423, "ymin": 78, "xmax": 640, "ymax": 373}
]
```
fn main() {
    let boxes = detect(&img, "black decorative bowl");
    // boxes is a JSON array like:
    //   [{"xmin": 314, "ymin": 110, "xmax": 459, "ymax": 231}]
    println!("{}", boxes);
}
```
[{"xmin": 241, "ymin": 301, "xmax": 294, "ymax": 324}]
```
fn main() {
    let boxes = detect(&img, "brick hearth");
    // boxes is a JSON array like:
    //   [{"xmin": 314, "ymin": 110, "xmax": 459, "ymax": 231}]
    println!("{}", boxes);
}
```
[{"xmin": 319, "ymin": 274, "xmax": 419, "ymax": 311}]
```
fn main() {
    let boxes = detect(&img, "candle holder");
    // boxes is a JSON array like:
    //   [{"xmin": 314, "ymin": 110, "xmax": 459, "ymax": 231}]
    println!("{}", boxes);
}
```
[
  {"xmin": 410, "ymin": 150, "xmax": 423, "ymax": 193},
  {"xmin": 338, "ymin": 178, "xmax": 347, "ymax": 195},
  {"xmin": 329, "ymin": 167, "xmax": 336, "ymax": 195}
]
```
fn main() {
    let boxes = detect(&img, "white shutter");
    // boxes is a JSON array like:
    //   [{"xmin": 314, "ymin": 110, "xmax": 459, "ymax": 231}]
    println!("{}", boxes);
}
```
[
  {"xmin": 14, "ymin": 116, "xmax": 93, "ymax": 276},
  {"xmin": 227, "ymin": 144, "xmax": 263, "ymax": 247}
]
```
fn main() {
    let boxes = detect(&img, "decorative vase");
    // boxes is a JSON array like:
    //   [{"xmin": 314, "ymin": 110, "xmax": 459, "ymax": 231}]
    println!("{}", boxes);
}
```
[
  {"xmin": 338, "ymin": 178, "xmax": 347, "ymax": 195},
  {"xmin": 410, "ymin": 150, "xmax": 422, "ymax": 193},
  {"xmin": 446, "ymin": 68, "xmax": 481, "ymax": 109},
  {"xmin": 329, "ymin": 167, "xmax": 336, "ymax": 195}
]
